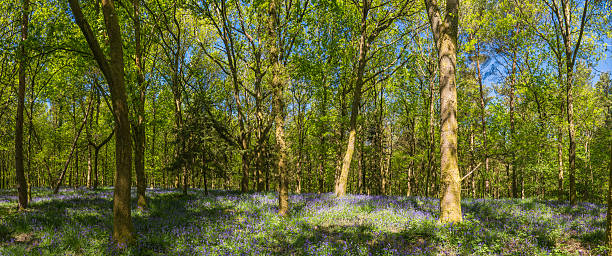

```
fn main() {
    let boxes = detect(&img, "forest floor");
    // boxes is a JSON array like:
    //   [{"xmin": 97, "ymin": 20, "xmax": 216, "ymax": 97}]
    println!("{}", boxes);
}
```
[{"xmin": 0, "ymin": 188, "xmax": 608, "ymax": 255}]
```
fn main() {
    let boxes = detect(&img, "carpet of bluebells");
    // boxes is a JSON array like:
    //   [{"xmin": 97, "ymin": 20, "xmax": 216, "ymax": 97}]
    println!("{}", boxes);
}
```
[{"xmin": 0, "ymin": 188, "xmax": 608, "ymax": 255}]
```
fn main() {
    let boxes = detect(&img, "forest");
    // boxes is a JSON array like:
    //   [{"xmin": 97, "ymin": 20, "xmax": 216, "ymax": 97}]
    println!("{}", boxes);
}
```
[{"xmin": 0, "ymin": 0, "xmax": 611, "ymax": 255}]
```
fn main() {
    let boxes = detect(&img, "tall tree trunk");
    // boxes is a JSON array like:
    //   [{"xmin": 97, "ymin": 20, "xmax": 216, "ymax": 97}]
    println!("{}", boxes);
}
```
[
  {"xmin": 87, "ymin": 136, "xmax": 93, "ymax": 188},
  {"xmin": 475, "ymin": 42, "xmax": 490, "ymax": 198},
  {"xmin": 75, "ymin": 143, "xmax": 79, "ymax": 187},
  {"xmin": 566, "ymin": 65, "xmax": 576, "ymax": 205},
  {"xmin": 317, "ymin": 123, "xmax": 326, "ymax": 194},
  {"xmin": 557, "ymin": 124, "xmax": 564, "ymax": 200},
  {"xmin": 379, "ymin": 86, "xmax": 386, "ymax": 195},
  {"xmin": 357, "ymin": 138, "xmax": 364, "ymax": 194},
  {"xmin": 336, "ymin": 3, "xmax": 369, "ymax": 197},
  {"xmin": 553, "ymin": 0, "xmax": 589, "ymax": 205},
  {"xmin": 604, "ymin": 61, "xmax": 612, "ymax": 247},
  {"xmin": 426, "ymin": 59, "xmax": 436, "ymax": 197},
  {"xmin": 268, "ymin": 0, "xmax": 289, "ymax": 216},
  {"xmin": 68, "ymin": 0, "xmax": 134, "ymax": 245},
  {"xmin": 425, "ymin": 0, "xmax": 462, "ymax": 223},
  {"xmin": 150, "ymin": 96, "xmax": 157, "ymax": 189},
  {"xmin": 15, "ymin": 0, "xmax": 30, "ymax": 210},
  {"xmin": 132, "ymin": 0, "xmax": 147, "ymax": 209},
  {"xmin": 1, "ymin": 154, "xmax": 4, "ymax": 189},
  {"xmin": 606, "ymin": 112, "xmax": 612, "ymax": 255},
  {"xmin": 469, "ymin": 125, "xmax": 476, "ymax": 198},
  {"xmin": 509, "ymin": 50, "xmax": 518, "ymax": 198},
  {"xmin": 202, "ymin": 156, "xmax": 208, "ymax": 195}
]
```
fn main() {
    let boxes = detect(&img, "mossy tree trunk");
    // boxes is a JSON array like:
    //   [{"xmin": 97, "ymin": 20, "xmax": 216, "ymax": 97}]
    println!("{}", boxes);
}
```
[
  {"xmin": 267, "ymin": 0, "xmax": 289, "ymax": 216},
  {"xmin": 424, "ymin": 0, "xmax": 462, "ymax": 223}
]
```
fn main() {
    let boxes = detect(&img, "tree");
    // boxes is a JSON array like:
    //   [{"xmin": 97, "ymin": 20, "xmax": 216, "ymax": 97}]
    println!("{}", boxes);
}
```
[
  {"xmin": 67, "ymin": 0, "xmax": 134, "ymax": 245},
  {"xmin": 14, "ymin": 0, "xmax": 30, "ymax": 210},
  {"xmin": 604, "ymin": 72, "xmax": 612, "ymax": 255},
  {"xmin": 267, "ymin": 0, "xmax": 289, "ymax": 216},
  {"xmin": 335, "ymin": 0, "xmax": 415, "ymax": 198},
  {"xmin": 543, "ymin": 0, "xmax": 590, "ymax": 205},
  {"xmin": 608, "ymin": 131, "xmax": 612, "ymax": 255},
  {"xmin": 424, "ymin": 0, "xmax": 462, "ymax": 223},
  {"xmin": 132, "ymin": 0, "xmax": 147, "ymax": 210}
]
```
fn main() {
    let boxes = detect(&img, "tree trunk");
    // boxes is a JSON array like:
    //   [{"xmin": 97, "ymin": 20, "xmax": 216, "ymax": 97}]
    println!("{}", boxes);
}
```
[
  {"xmin": 75, "ymin": 142, "xmax": 79, "ymax": 187},
  {"xmin": 15, "ymin": 0, "xmax": 30, "ymax": 210},
  {"xmin": 151, "ymin": 96, "xmax": 157, "ymax": 189},
  {"xmin": 202, "ymin": 156, "xmax": 208, "ymax": 195},
  {"xmin": 268, "ymin": 0, "xmax": 289, "ymax": 216},
  {"xmin": 357, "ymin": 138, "xmax": 363, "ymax": 194},
  {"xmin": 509, "ymin": 50, "xmax": 517, "ymax": 198},
  {"xmin": 87, "ymin": 139, "xmax": 93, "ymax": 188},
  {"xmin": 566, "ymin": 66, "xmax": 576, "ymax": 205},
  {"xmin": 317, "ymin": 82, "xmax": 328, "ymax": 194},
  {"xmin": 132, "ymin": 0, "xmax": 147, "ymax": 209},
  {"xmin": 553, "ymin": 0, "xmax": 589, "ymax": 205},
  {"xmin": 557, "ymin": 124, "xmax": 564, "ymax": 200},
  {"xmin": 425, "ymin": 0, "xmax": 462, "ymax": 223},
  {"xmin": 606, "ymin": 110, "xmax": 612, "ymax": 256},
  {"xmin": 68, "ymin": 0, "xmax": 134, "ymax": 245},
  {"xmin": 606, "ymin": 117, "xmax": 612, "ymax": 255},
  {"xmin": 426, "ymin": 58, "xmax": 436, "ymax": 198},
  {"xmin": 336, "ymin": 3, "xmax": 369, "ymax": 197},
  {"xmin": 475, "ymin": 42, "xmax": 490, "ymax": 198}
]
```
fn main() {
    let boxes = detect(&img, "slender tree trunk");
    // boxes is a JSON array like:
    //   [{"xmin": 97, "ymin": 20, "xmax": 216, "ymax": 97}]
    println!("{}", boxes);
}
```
[
  {"xmin": 425, "ymin": 0, "xmax": 461, "ymax": 223},
  {"xmin": 566, "ymin": 66, "xmax": 576, "ymax": 204},
  {"xmin": 557, "ymin": 124, "xmax": 564, "ymax": 200},
  {"xmin": 357, "ymin": 139, "xmax": 363, "ymax": 194},
  {"xmin": 163, "ymin": 132, "xmax": 168, "ymax": 188},
  {"xmin": 1, "ymin": 155, "xmax": 4, "ymax": 189},
  {"xmin": 553, "ymin": 0, "xmax": 589, "ymax": 205},
  {"xmin": 509, "ymin": 50, "xmax": 517, "ymax": 198},
  {"xmin": 426, "ymin": 60, "xmax": 436, "ymax": 197},
  {"xmin": 379, "ymin": 87, "xmax": 386, "ymax": 195},
  {"xmin": 606, "ymin": 113, "xmax": 612, "ymax": 255},
  {"xmin": 202, "ymin": 156, "xmax": 208, "ymax": 195},
  {"xmin": 336, "ymin": 3, "xmax": 369, "ymax": 197},
  {"xmin": 87, "ymin": 138, "xmax": 93, "ymax": 188},
  {"xmin": 317, "ymin": 83, "xmax": 328, "ymax": 194},
  {"xmin": 15, "ymin": 0, "xmax": 30, "ymax": 210},
  {"xmin": 75, "ymin": 143, "xmax": 79, "ymax": 187},
  {"xmin": 93, "ymin": 148, "xmax": 99, "ymax": 189},
  {"xmin": 469, "ymin": 125, "xmax": 476, "ymax": 198},
  {"xmin": 475, "ymin": 42, "xmax": 490, "ymax": 198},
  {"xmin": 606, "ymin": 104, "xmax": 612, "ymax": 256},
  {"xmin": 132, "ymin": 0, "xmax": 147, "ymax": 209},
  {"xmin": 151, "ymin": 96, "xmax": 157, "ymax": 188}
]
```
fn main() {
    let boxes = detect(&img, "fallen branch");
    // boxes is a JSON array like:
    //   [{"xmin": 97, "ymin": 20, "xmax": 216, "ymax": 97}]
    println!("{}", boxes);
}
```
[{"xmin": 461, "ymin": 162, "xmax": 482, "ymax": 181}]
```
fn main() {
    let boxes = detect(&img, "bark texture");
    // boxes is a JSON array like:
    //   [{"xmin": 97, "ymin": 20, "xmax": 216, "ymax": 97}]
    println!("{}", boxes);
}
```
[
  {"xmin": 268, "ymin": 0, "xmax": 289, "ymax": 216},
  {"xmin": 424, "ymin": 0, "xmax": 462, "ymax": 223}
]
